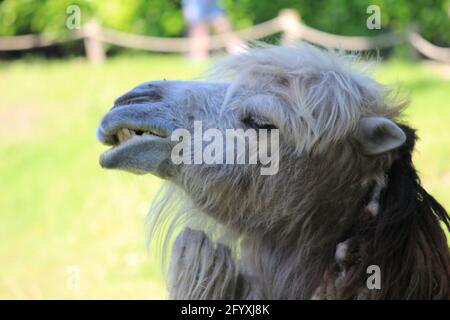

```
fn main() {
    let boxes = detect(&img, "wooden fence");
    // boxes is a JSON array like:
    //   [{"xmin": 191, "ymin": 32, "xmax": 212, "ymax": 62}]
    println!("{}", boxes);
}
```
[{"xmin": 0, "ymin": 9, "xmax": 449, "ymax": 63}]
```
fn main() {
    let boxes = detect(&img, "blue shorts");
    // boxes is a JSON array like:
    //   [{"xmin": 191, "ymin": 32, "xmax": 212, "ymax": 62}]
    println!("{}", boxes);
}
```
[{"xmin": 182, "ymin": 0, "xmax": 225, "ymax": 25}]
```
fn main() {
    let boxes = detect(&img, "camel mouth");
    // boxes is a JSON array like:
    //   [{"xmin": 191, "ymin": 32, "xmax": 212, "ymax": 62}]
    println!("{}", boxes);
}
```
[
  {"xmin": 101, "ymin": 126, "xmax": 169, "ymax": 151},
  {"xmin": 97, "ymin": 124, "xmax": 169, "ymax": 147},
  {"xmin": 98, "ymin": 129, "xmax": 170, "ymax": 170},
  {"xmin": 98, "ymin": 123, "xmax": 171, "ymax": 166}
]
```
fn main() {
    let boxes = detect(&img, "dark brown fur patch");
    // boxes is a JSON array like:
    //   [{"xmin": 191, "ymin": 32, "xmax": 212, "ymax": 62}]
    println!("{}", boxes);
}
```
[{"xmin": 336, "ymin": 125, "xmax": 450, "ymax": 299}]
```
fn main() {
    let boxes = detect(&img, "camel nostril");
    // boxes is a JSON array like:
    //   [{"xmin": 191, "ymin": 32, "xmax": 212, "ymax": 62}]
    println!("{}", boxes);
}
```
[
  {"xmin": 146, "ymin": 91, "xmax": 162, "ymax": 101},
  {"xmin": 113, "ymin": 91, "xmax": 162, "ymax": 108}
]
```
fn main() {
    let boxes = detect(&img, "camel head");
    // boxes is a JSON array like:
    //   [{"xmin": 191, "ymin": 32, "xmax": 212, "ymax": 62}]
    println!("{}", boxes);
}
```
[
  {"xmin": 97, "ymin": 44, "xmax": 407, "ymax": 233},
  {"xmin": 97, "ymin": 44, "xmax": 450, "ymax": 300}
]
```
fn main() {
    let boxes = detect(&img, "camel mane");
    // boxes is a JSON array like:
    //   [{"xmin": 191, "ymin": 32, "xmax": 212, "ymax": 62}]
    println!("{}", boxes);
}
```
[{"xmin": 314, "ymin": 126, "xmax": 450, "ymax": 299}]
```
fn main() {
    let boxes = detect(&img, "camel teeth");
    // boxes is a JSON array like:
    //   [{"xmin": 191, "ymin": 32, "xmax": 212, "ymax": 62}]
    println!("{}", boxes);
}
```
[
  {"xmin": 115, "ymin": 128, "xmax": 163, "ymax": 144},
  {"xmin": 123, "ymin": 128, "xmax": 132, "ymax": 139},
  {"xmin": 116, "ymin": 128, "xmax": 135, "ymax": 144},
  {"xmin": 148, "ymin": 129, "xmax": 161, "ymax": 137},
  {"xmin": 117, "ymin": 130, "xmax": 125, "ymax": 143}
]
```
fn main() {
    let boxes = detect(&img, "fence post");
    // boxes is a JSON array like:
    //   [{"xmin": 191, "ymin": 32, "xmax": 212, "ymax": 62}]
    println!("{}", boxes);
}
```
[
  {"xmin": 407, "ymin": 24, "xmax": 420, "ymax": 61},
  {"xmin": 279, "ymin": 9, "xmax": 303, "ymax": 45},
  {"xmin": 83, "ymin": 19, "xmax": 105, "ymax": 64}
]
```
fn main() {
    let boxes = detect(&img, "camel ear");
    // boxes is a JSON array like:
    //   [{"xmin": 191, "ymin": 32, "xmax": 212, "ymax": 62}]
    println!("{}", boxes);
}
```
[{"xmin": 355, "ymin": 117, "xmax": 406, "ymax": 155}]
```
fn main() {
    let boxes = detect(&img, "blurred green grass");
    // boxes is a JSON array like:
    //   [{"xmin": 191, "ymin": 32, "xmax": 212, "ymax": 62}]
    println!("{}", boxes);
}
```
[{"xmin": 0, "ymin": 55, "xmax": 449, "ymax": 299}]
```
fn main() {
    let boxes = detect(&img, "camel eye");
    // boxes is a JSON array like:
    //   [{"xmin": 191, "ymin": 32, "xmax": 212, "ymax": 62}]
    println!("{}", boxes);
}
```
[{"xmin": 242, "ymin": 115, "xmax": 277, "ymax": 130}]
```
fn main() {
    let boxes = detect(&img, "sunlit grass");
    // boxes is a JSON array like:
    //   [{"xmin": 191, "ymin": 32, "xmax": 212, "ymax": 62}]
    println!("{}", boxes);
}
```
[{"xmin": 0, "ymin": 54, "xmax": 448, "ymax": 299}]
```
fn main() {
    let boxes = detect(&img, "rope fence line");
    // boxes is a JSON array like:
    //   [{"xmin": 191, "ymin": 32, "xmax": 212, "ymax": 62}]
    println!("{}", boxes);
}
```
[
  {"xmin": 408, "ymin": 32, "xmax": 450, "ymax": 63},
  {"xmin": 0, "ymin": 9, "xmax": 449, "ymax": 63},
  {"xmin": 99, "ymin": 16, "xmax": 283, "ymax": 52},
  {"xmin": 300, "ymin": 25, "xmax": 406, "ymax": 50},
  {"xmin": 0, "ymin": 30, "xmax": 85, "ymax": 50}
]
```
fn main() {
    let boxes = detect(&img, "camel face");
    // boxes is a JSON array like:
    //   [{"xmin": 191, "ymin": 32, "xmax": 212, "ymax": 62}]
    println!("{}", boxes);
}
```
[
  {"xmin": 97, "ymin": 44, "xmax": 408, "ymax": 213},
  {"xmin": 97, "ymin": 80, "xmax": 231, "ymax": 177}
]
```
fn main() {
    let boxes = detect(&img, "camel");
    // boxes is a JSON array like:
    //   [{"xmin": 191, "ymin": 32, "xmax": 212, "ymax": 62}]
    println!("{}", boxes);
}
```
[{"xmin": 97, "ymin": 44, "xmax": 450, "ymax": 299}]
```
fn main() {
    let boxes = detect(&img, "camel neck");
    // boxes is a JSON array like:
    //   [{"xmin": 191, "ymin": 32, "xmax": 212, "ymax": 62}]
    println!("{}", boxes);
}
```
[{"xmin": 240, "ymin": 180, "xmax": 382, "ymax": 299}]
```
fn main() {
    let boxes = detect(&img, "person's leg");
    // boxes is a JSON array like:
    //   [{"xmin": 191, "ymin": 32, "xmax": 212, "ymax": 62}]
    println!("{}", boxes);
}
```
[
  {"xmin": 211, "ymin": 15, "xmax": 245, "ymax": 54},
  {"xmin": 182, "ymin": 0, "xmax": 211, "ymax": 60},
  {"xmin": 188, "ymin": 21, "xmax": 209, "ymax": 60}
]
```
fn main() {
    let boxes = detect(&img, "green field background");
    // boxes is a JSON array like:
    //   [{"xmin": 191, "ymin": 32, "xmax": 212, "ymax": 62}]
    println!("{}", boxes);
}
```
[{"xmin": 0, "ymin": 55, "xmax": 449, "ymax": 299}]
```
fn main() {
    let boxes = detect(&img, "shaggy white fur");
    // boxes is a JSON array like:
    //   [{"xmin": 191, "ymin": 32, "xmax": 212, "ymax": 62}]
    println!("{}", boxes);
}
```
[{"xmin": 213, "ymin": 44, "xmax": 402, "ymax": 154}]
